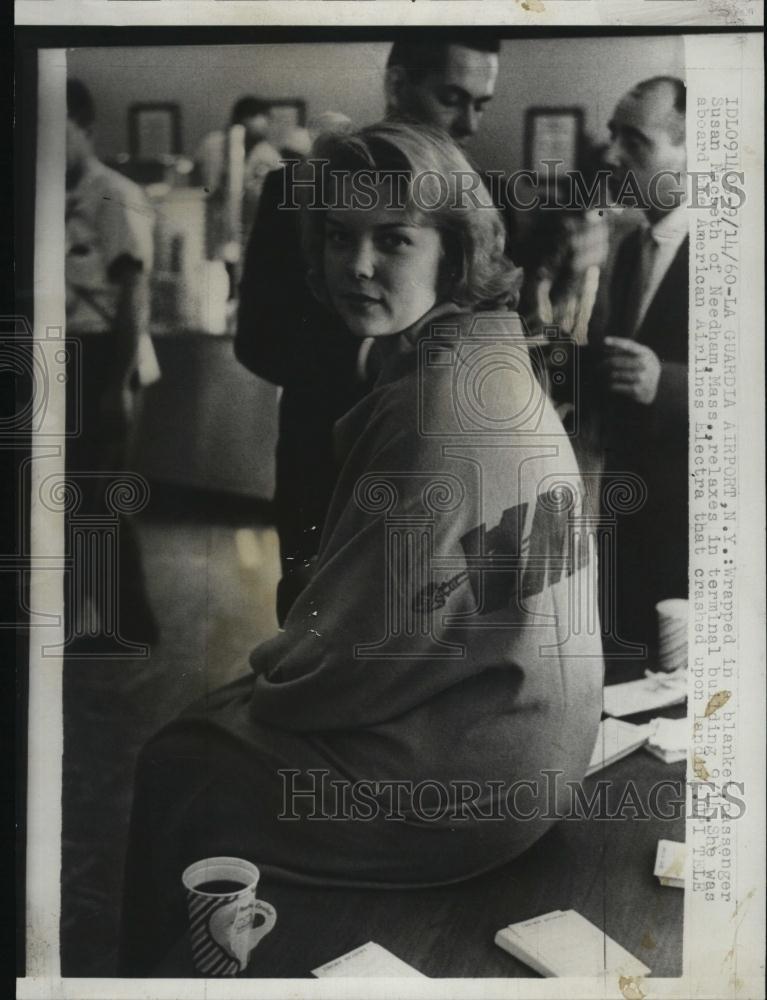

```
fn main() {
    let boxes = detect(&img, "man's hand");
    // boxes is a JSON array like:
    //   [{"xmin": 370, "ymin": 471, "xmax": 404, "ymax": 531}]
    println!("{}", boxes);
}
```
[{"xmin": 601, "ymin": 337, "xmax": 662, "ymax": 405}]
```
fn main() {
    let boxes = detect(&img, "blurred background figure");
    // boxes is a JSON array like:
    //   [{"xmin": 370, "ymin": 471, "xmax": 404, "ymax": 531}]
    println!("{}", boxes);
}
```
[
  {"xmin": 65, "ymin": 79, "xmax": 161, "ymax": 650},
  {"xmin": 521, "ymin": 209, "xmax": 609, "ymax": 346},
  {"xmin": 196, "ymin": 95, "xmax": 281, "ymax": 280},
  {"xmin": 271, "ymin": 111, "xmax": 351, "ymax": 163},
  {"xmin": 277, "ymin": 125, "xmax": 312, "ymax": 159},
  {"xmin": 194, "ymin": 95, "xmax": 276, "ymax": 193},
  {"xmin": 512, "ymin": 139, "xmax": 612, "ymax": 523},
  {"xmin": 516, "ymin": 136, "xmax": 612, "ymax": 345}
]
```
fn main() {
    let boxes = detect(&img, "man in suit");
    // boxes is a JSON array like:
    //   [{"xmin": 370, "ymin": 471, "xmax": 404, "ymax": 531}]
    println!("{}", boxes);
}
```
[
  {"xmin": 235, "ymin": 36, "xmax": 502, "ymax": 623},
  {"xmin": 594, "ymin": 76, "xmax": 688, "ymax": 662}
]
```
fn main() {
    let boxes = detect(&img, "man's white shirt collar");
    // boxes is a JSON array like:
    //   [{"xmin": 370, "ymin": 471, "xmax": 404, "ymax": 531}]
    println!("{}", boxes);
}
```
[
  {"xmin": 635, "ymin": 198, "xmax": 688, "ymax": 331},
  {"xmin": 648, "ymin": 198, "xmax": 689, "ymax": 250}
]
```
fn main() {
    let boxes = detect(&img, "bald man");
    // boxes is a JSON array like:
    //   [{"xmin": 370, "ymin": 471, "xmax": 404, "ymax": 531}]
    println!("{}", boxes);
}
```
[{"xmin": 594, "ymin": 77, "xmax": 689, "ymax": 664}]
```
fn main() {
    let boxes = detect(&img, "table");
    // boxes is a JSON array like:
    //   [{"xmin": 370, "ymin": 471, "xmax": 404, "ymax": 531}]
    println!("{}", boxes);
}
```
[{"xmin": 155, "ymin": 710, "xmax": 686, "ymax": 979}]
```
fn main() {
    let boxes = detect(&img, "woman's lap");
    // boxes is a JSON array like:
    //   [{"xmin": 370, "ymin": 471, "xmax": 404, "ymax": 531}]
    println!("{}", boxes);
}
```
[{"xmin": 118, "ymin": 699, "xmax": 548, "ymax": 974}]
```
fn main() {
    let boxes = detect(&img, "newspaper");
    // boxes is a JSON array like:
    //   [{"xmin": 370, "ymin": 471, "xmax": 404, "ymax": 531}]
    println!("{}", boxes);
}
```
[{"xmin": 14, "ymin": 3, "xmax": 764, "ymax": 1000}]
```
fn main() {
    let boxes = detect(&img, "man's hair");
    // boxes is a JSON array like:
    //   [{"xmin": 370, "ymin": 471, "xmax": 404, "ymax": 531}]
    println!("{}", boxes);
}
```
[
  {"xmin": 635, "ymin": 76, "xmax": 686, "ymax": 114},
  {"xmin": 634, "ymin": 76, "xmax": 686, "ymax": 143},
  {"xmin": 67, "ymin": 78, "xmax": 95, "ymax": 130},
  {"xmin": 301, "ymin": 121, "xmax": 521, "ymax": 311},
  {"xmin": 230, "ymin": 96, "xmax": 270, "ymax": 126},
  {"xmin": 386, "ymin": 34, "xmax": 501, "ymax": 82}
]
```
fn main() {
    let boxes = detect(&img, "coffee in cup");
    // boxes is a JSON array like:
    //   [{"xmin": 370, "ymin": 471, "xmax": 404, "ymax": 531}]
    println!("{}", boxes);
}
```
[{"xmin": 181, "ymin": 857, "xmax": 277, "ymax": 975}]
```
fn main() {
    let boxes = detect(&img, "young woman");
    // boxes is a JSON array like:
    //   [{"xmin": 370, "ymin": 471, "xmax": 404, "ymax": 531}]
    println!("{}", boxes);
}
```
[{"xmin": 120, "ymin": 123, "xmax": 604, "ymax": 973}]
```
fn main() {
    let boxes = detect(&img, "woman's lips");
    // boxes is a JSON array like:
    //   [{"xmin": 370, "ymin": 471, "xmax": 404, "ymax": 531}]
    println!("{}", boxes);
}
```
[{"xmin": 342, "ymin": 292, "xmax": 382, "ymax": 307}]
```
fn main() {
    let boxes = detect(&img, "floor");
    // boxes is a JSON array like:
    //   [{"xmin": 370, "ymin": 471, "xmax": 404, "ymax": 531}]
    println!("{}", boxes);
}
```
[{"xmin": 61, "ymin": 489, "xmax": 281, "ymax": 976}]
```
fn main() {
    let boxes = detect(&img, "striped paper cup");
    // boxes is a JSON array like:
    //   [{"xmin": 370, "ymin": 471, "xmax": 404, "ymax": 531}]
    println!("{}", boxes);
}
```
[
  {"xmin": 182, "ymin": 857, "xmax": 276, "ymax": 976},
  {"xmin": 656, "ymin": 598, "xmax": 688, "ymax": 673}
]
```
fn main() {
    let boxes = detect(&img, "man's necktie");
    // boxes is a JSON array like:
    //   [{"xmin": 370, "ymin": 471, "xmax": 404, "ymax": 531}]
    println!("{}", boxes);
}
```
[{"xmin": 617, "ymin": 226, "xmax": 659, "ymax": 339}]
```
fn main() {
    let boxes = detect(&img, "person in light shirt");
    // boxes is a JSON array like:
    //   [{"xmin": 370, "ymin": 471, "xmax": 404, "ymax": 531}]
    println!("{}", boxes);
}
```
[
  {"xmin": 65, "ymin": 78, "xmax": 160, "ymax": 647},
  {"xmin": 194, "ymin": 95, "xmax": 280, "ymax": 197}
]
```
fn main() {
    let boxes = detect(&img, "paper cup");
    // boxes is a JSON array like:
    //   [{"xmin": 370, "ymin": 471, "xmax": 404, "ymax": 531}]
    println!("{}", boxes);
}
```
[
  {"xmin": 656, "ymin": 598, "xmax": 688, "ymax": 673},
  {"xmin": 182, "ymin": 857, "xmax": 277, "ymax": 976}
]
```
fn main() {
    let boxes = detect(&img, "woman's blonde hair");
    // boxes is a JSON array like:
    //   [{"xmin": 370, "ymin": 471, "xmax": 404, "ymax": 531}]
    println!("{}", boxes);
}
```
[{"xmin": 301, "ymin": 121, "xmax": 522, "ymax": 311}]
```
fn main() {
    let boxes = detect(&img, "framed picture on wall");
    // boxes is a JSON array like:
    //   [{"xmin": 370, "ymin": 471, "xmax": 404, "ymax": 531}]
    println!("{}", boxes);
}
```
[
  {"xmin": 524, "ymin": 106, "xmax": 584, "ymax": 178},
  {"xmin": 128, "ymin": 102, "xmax": 182, "ymax": 160}
]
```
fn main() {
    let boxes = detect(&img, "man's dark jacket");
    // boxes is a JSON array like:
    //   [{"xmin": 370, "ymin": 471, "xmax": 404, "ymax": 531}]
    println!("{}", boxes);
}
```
[
  {"xmin": 235, "ymin": 167, "xmax": 365, "ymax": 620},
  {"xmin": 594, "ymin": 228, "xmax": 689, "ymax": 652}
]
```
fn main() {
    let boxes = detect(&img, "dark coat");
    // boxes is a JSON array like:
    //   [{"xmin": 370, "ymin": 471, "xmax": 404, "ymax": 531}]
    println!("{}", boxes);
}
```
[
  {"xmin": 595, "ymin": 229, "xmax": 689, "ymax": 652},
  {"xmin": 235, "ymin": 167, "xmax": 366, "ymax": 620}
]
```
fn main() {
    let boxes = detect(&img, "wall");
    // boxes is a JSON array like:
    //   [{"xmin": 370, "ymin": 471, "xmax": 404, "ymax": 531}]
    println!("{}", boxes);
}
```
[
  {"xmin": 67, "ymin": 43, "xmax": 389, "ymax": 161},
  {"xmin": 474, "ymin": 35, "xmax": 685, "ymax": 174},
  {"xmin": 68, "ymin": 35, "xmax": 685, "ymax": 173}
]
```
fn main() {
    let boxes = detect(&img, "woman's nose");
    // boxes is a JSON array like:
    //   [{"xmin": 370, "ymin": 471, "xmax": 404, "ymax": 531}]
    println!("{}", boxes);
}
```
[{"xmin": 347, "ymin": 239, "xmax": 376, "ymax": 279}]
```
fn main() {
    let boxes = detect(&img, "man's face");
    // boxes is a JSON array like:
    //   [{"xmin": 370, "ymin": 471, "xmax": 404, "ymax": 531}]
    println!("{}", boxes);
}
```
[
  {"xmin": 605, "ymin": 82, "xmax": 686, "ymax": 215},
  {"xmin": 390, "ymin": 45, "xmax": 499, "ymax": 146}
]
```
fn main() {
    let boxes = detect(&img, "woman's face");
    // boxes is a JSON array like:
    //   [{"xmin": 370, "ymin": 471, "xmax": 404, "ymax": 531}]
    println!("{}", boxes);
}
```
[{"xmin": 323, "ymin": 196, "xmax": 443, "ymax": 339}]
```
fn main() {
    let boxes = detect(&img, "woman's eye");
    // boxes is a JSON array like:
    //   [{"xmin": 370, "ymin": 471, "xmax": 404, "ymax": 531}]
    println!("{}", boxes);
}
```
[
  {"xmin": 379, "ymin": 234, "xmax": 412, "ymax": 250},
  {"xmin": 326, "ymin": 229, "xmax": 348, "ymax": 246}
]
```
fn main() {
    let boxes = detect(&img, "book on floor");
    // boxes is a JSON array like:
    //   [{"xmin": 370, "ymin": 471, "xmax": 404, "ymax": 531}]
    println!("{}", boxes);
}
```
[
  {"xmin": 495, "ymin": 909, "xmax": 651, "ymax": 977},
  {"xmin": 311, "ymin": 941, "xmax": 427, "ymax": 978},
  {"xmin": 654, "ymin": 839, "xmax": 686, "ymax": 888},
  {"xmin": 586, "ymin": 717, "xmax": 651, "ymax": 775}
]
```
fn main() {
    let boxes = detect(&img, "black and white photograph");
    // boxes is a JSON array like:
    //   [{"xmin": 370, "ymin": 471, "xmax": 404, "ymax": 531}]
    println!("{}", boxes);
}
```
[{"xmin": 12, "ymin": 4, "xmax": 765, "ymax": 998}]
